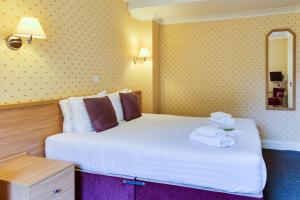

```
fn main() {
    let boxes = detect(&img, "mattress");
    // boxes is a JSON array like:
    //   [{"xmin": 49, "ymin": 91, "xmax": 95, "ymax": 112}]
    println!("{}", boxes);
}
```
[{"xmin": 46, "ymin": 113, "xmax": 267, "ymax": 197}]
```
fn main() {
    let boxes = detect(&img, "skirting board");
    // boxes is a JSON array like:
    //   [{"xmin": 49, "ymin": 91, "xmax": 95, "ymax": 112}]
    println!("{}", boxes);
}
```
[{"xmin": 262, "ymin": 139, "xmax": 300, "ymax": 151}]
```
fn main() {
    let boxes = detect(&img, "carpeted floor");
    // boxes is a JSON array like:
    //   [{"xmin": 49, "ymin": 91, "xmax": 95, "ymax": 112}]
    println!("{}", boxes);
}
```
[{"xmin": 263, "ymin": 149, "xmax": 300, "ymax": 200}]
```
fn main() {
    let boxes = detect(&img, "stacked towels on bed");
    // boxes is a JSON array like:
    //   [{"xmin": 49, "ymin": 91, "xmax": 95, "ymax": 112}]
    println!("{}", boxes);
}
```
[
  {"xmin": 209, "ymin": 112, "xmax": 235, "ymax": 129},
  {"xmin": 190, "ymin": 126, "xmax": 236, "ymax": 148}
]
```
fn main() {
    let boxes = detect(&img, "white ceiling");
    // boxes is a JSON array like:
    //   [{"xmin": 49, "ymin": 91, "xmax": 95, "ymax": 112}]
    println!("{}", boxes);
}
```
[{"xmin": 125, "ymin": 0, "xmax": 300, "ymax": 24}]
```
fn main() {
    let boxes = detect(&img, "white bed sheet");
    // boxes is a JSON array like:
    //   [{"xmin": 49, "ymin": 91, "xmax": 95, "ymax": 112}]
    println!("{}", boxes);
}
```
[{"xmin": 46, "ymin": 113, "xmax": 266, "ymax": 197}]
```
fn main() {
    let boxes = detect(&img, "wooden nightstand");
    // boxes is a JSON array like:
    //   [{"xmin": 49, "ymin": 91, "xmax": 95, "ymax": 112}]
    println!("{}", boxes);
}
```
[{"xmin": 0, "ymin": 154, "xmax": 74, "ymax": 200}]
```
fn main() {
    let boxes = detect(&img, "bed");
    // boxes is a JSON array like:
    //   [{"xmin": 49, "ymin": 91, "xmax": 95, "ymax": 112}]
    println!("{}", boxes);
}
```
[{"xmin": 46, "ymin": 113, "xmax": 266, "ymax": 200}]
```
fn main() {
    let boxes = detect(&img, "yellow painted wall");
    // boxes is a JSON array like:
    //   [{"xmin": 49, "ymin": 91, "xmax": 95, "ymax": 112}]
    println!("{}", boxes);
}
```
[
  {"xmin": 160, "ymin": 13, "xmax": 300, "ymax": 142},
  {"xmin": 0, "ymin": 0, "xmax": 154, "ymax": 112},
  {"xmin": 152, "ymin": 21, "xmax": 161, "ymax": 114}
]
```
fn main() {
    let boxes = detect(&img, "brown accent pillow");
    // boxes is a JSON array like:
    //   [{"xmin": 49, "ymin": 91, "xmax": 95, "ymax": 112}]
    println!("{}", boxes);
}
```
[
  {"xmin": 119, "ymin": 92, "xmax": 142, "ymax": 121},
  {"xmin": 83, "ymin": 97, "xmax": 118, "ymax": 132}
]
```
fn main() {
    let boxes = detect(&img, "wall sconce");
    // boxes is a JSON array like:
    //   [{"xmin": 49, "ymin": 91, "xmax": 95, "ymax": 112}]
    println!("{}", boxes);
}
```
[
  {"xmin": 6, "ymin": 17, "xmax": 46, "ymax": 50},
  {"xmin": 133, "ymin": 48, "xmax": 151, "ymax": 64}
]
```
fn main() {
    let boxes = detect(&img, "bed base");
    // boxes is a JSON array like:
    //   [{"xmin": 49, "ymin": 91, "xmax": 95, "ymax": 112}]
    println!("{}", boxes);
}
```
[{"xmin": 75, "ymin": 171, "xmax": 263, "ymax": 200}]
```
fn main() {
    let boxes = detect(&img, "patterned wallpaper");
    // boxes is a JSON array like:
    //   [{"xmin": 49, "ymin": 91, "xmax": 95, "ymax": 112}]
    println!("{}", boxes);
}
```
[
  {"xmin": 0, "ymin": 0, "xmax": 299, "ymax": 141},
  {"xmin": 160, "ymin": 13, "xmax": 300, "ymax": 142},
  {"xmin": 152, "ymin": 21, "xmax": 161, "ymax": 114},
  {"xmin": 0, "ymin": 0, "xmax": 154, "ymax": 112}
]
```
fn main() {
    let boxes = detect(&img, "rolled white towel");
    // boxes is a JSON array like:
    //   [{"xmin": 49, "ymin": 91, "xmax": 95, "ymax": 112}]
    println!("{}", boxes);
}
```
[
  {"xmin": 192, "ymin": 126, "xmax": 226, "ymax": 138},
  {"xmin": 210, "ymin": 112, "xmax": 232, "ymax": 119},
  {"xmin": 190, "ymin": 134, "xmax": 236, "ymax": 148},
  {"xmin": 210, "ymin": 117, "xmax": 236, "ymax": 127}
]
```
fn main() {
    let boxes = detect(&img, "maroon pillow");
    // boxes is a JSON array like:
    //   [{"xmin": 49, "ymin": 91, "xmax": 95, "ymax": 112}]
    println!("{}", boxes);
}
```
[
  {"xmin": 83, "ymin": 97, "xmax": 118, "ymax": 132},
  {"xmin": 120, "ymin": 92, "xmax": 142, "ymax": 121}
]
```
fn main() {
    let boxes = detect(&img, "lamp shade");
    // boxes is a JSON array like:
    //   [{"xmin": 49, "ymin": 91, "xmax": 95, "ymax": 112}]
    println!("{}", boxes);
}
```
[
  {"xmin": 14, "ymin": 17, "xmax": 46, "ymax": 39},
  {"xmin": 138, "ymin": 48, "xmax": 151, "ymax": 57}
]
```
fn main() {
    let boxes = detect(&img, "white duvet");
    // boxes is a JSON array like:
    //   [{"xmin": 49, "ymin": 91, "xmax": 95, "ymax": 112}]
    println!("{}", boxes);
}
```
[{"xmin": 46, "ymin": 114, "xmax": 267, "ymax": 197}]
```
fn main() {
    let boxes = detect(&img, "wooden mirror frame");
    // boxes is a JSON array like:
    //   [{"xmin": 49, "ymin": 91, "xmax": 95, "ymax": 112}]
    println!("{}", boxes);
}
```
[{"xmin": 266, "ymin": 28, "xmax": 296, "ymax": 111}]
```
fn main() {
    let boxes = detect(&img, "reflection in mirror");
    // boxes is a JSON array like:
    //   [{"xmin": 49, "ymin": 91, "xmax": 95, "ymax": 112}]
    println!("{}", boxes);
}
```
[{"xmin": 267, "ymin": 29, "xmax": 296, "ymax": 110}]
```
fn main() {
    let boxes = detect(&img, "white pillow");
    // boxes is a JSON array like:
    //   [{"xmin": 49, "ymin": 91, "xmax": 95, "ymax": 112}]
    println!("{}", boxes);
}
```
[
  {"xmin": 68, "ymin": 91, "xmax": 106, "ymax": 133},
  {"xmin": 59, "ymin": 99, "xmax": 72, "ymax": 133},
  {"xmin": 105, "ymin": 89, "xmax": 131, "ymax": 122}
]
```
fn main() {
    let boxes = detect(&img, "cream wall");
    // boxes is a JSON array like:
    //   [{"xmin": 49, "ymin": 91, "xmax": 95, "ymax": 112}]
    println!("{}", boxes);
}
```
[
  {"xmin": 160, "ymin": 13, "xmax": 300, "ymax": 142},
  {"xmin": 0, "ymin": 0, "xmax": 154, "ymax": 112},
  {"xmin": 152, "ymin": 21, "xmax": 161, "ymax": 114}
]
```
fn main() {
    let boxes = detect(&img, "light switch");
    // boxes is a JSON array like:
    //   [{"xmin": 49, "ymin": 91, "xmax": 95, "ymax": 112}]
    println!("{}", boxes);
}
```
[{"xmin": 93, "ymin": 75, "xmax": 100, "ymax": 84}]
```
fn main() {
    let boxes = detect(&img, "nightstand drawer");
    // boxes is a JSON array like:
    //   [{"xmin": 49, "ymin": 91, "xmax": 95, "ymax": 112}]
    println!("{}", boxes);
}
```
[{"xmin": 29, "ymin": 167, "xmax": 74, "ymax": 200}]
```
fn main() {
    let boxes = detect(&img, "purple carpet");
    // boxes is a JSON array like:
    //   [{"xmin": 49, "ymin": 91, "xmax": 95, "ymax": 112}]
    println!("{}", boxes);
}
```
[{"xmin": 75, "ymin": 171, "xmax": 263, "ymax": 200}]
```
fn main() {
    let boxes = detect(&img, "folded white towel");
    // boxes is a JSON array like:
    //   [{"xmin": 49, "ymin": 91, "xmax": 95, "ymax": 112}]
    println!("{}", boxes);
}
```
[
  {"xmin": 192, "ymin": 126, "xmax": 226, "ymax": 137},
  {"xmin": 190, "ymin": 134, "xmax": 236, "ymax": 148},
  {"xmin": 210, "ymin": 112, "xmax": 232, "ymax": 119},
  {"xmin": 224, "ymin": 129, "xmax": 244, "ymax": 137},
  {"xmin": 210, "ymin": 117, "xmax": 236, "ymax": 127}
]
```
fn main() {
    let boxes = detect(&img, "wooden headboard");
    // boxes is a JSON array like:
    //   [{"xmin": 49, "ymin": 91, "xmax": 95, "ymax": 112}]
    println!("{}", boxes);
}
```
[{"xmin": 0, "ymin": 91, "xmax": 141, "ymax": 160}]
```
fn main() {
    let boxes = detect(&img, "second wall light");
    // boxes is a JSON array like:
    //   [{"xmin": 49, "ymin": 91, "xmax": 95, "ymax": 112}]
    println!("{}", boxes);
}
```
[{"xmin": 133, "ymin": 48, "xmax": 151, "ymax": 64}]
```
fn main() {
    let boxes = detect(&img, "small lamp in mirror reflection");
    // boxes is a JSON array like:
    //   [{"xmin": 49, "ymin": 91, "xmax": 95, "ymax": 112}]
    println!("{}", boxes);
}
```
[
  {"xmin": 6, "ymin": 17, "xmax": 46, "ymax": 50},
  {"xmin": 133, "ymin": 48, "xmax": 151, "ymax": 64}
]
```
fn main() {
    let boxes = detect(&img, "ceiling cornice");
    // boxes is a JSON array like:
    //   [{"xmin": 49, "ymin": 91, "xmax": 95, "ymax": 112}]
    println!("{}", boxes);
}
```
[
  {"xmin": 160, "ymin": 6, "xmax": 300, "ymax": 24},
  {"xmin": 125, "ymin": 0, "xmax": 300, "ymax": 25},
  {"xmin": 130, "ymin": 6, "xmax": 300, "ymax": 25},
  {"xmin": 129, "ymin": 12, "xmax": 162, "ymax": 24},
  {"xmin": 127, "ymin": 0, "xmax": 205, "ymax": 9}
]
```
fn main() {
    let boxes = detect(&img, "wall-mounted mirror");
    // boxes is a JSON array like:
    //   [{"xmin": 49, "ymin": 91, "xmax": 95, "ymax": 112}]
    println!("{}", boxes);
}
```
[{"xmin": 266, "ymin": 29, "xmax": 296, "ymax": 111}]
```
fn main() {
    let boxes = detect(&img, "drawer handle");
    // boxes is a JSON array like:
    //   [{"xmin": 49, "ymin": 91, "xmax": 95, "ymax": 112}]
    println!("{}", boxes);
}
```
[
  {"xmin": 53, "ymin": 188, "xmax": 61, "ymax": 194},
  {"xmin": 123, "ymin": 180, "xmax": 145, "ymax": 186}
]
